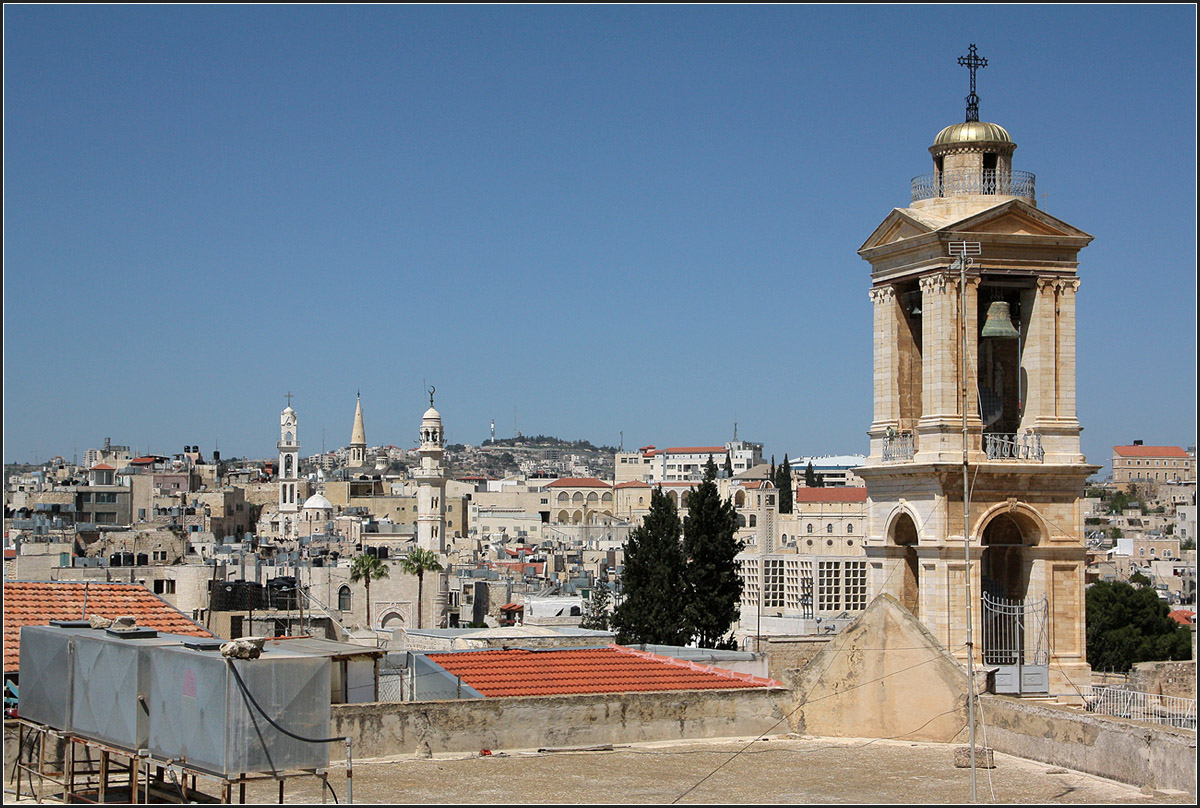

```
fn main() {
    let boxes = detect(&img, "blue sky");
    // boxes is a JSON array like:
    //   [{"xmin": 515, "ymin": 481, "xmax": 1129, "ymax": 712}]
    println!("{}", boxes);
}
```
[{"xmin": 4, "ymin": 5, "xmax": 1196, "ymax": 476}]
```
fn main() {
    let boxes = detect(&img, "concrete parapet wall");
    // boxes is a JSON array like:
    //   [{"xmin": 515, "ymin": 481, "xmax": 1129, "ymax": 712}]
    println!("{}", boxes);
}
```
[
  {"xmin": 331, "ymin": 688, "xmax": 789, "ymax": 758},
  {"xmin": 979, "ymin": 695, "xmax": 1197, "ymax": 797}
]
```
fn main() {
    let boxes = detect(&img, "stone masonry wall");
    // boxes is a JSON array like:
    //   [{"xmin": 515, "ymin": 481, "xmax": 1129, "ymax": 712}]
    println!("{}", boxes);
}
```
[
  {"xmin": 331, "ymin": 688, "xmax": 790, "ymax": 759},
  {"xmin": 1127, "ymin": 660, "xmax": 1196, "ymax": 700}
]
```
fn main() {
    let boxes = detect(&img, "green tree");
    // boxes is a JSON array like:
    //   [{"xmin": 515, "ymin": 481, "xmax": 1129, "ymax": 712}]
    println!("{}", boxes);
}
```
[
  {"xmin": 723, "ymin": 453, "xmax": 733, "ymax": 479},
  {"xmin": 1107, "ymin": 491, "xmax": 1131, "ymax": 514},
  {"xmin": 776, "ymin": 454, "xmax": 793, "ymax": 514},
  {"xmin": 1129, "ymin": 571, "xmax": 1152, "ymax": 587},
  {"xmin": 804, "ymin": 461, "xmax": 818, "ymax": 488},
  {"xmin": 1085, "ymin": 580, "xmax": 1191, "ymax": 673},
  {"xmin": 682, "ymin": 458, "xmax": 746, "ymax": 649},
  {"xmin": 349, "ymin": 553, "xmax": 390, "ymax": 629},
  {"xmin": 580, "ymin": 579, "xmax": 612, "ymax": 631},
  {"xmin": 398, "ymin": 547, "xmax": 444, "ymax": 629},
  {"xmin": 612, "ymin": 487, "xmax": 691, "ymax": 645}
]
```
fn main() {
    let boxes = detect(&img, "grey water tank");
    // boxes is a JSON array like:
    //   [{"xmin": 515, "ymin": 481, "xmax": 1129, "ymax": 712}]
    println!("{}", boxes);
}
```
[
  {"xmin": 146, "ymin": 645, "xmax": 331, "ymax": 777},
  {"xmin": 18, "ymin": 622, "xmax": 94, "ymax": 731},
  {"xmin": 69, "ymin": 629, "xmax": 206, "ymax": 751}
]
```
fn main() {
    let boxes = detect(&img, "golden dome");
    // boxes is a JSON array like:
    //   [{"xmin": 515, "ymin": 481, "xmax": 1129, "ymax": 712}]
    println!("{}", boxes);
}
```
[{"xmin": 932, "ymin": 120, "xmax": 1014, "ymax": 147}]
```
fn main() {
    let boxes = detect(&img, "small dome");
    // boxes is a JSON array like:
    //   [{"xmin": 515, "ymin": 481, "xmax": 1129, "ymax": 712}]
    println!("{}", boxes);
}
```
[
  {"xmin": 302, "ymin": 493, "xmax": 333, "ymax": 511},
  {"xmin": 422, "ymin": 406, "xmax": 442, "ymax": 423},
  {"xmin": 933, "ymin": 121, "xmax": 1013, "ymax": 147}
]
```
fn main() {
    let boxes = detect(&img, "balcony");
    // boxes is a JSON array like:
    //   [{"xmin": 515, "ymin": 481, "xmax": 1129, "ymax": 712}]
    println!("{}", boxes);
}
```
[
  {"xmin": 882, "ymin": 432, "xmax": 916, "ymax": 463},
  {"xmin": 911, "ymin": 169, "xmax": 1036, "ymax": 203},
  {"xmin": 984, "ymin": 432, "xmax": 1045, "ymax": 462}
]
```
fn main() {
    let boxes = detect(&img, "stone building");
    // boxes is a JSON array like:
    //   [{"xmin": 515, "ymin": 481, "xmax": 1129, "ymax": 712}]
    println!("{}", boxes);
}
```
[
  {"xmin": 1112, "ymin": 443, "xmax": 1195, "ymax": 485},
  {"xmin": 856, "ymin": 53, "xmax": 1096, "ymax": 696}
]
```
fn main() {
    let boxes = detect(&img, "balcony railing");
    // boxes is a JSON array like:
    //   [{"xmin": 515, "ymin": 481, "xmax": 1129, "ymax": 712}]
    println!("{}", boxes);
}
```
[
  {"xmin": 882, "ymin": 432, "xmax": 916, "ymax": 462},
  {"xmin": 911, "ymin": 169, "xmax": 1036, "ymax": 203},
  {"xmin": 984, "ymin": 432, "xmax": 1045, "ymax": 462},
  {"xmin": 1079, "ymin": 686, "xmax": 1196, "ymax": 731}
]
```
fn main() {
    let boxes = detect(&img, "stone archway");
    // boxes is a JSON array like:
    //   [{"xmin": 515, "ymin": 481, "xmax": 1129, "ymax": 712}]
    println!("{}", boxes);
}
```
[
  {"xmin": 978, "ymin": 506, "xmax": 1043, "ymax": 602},
  {"xmin": 888, "ymin": 510, "xmax": 921, "ymax": 618}
]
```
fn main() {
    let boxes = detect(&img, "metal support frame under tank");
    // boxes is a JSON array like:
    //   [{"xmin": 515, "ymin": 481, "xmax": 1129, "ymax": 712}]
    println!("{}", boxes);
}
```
[{"xmin": 8, "ymin": 718, "xmax": 348, "ymax": 804}]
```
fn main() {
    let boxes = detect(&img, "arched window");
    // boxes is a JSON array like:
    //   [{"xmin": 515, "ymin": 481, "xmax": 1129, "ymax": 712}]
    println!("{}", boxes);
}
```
[
  {"xmin": 557, "ymin": 492, "xmax": 569, "ymax": 503},
  {"xmin": 749, "ymin": 515, "xmax": 757, "ymax": 528},
  {"xmin": 735, "ymin": 491, "xmax": 746, "ymax": 507},
  {"xmin": 338, "ymin": 586, "xmax": 352, "ymax": 611},
  {"xmin": 827, "ymin": 524, "xmax": 833, "ymax": 534},
  {"xmin": 847, "ymin": 523, "xmax": 853, "ymax": 533},
  {"xmin": 807, "ymin": 524, "xmax": 813, "ymax": 534}
]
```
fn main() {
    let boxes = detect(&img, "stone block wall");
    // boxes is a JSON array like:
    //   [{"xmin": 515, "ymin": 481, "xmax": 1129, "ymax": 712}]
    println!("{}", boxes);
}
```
[
  {"xmin": 330, "ymin": 687, "xmax": 790, "ymax": 759},
  {"xmin": 1127, "ymin": 660, "xmax": 1196, "ymax": 700}
]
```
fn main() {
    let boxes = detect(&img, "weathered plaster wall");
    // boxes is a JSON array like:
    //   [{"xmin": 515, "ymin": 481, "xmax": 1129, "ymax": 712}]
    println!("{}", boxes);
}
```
[
  {"xmin": 331, "ymin": 688, "xmax": 789, "ymax": 758},
  {"xmin": 787, "ymin": 594, "xmax": 971, "ymax": 742},
  {"xmin": 979, "ymin": 695, "xmax": 1196, "ymax": 797}
]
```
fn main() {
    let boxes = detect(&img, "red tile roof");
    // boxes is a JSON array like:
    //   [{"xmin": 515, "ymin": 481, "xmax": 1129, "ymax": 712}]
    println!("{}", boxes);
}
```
[
  {"xmin": 795, "ymin": 487, "xmax": 869, "ymax": 503},
  {"xmin": 1113, "ymin": 445, "xmax": 1191, "ymax": 458},
  {"xmin": 545, "ymin": 477, "xmax": 612, "ymax": 488},
  {"xmin": 423, "ymin": 645, "xmax": 781, "ymax": 697},
  {"xmin": 1168, "ymin": 610, "xmax": 1195, "ymax": 626},
  {"xmin": 3, "ymin": 581, "xmax": 213, "ymax": 673},
  {"xmin": 89, "ymin": 463, "xmax": 116, "ymax": 471}
]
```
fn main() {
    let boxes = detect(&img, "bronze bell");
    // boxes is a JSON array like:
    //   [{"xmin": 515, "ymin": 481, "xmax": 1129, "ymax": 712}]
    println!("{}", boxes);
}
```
[{"xmin": 981, "ymin": 300, "xmax": 1020, "ymax": 339}]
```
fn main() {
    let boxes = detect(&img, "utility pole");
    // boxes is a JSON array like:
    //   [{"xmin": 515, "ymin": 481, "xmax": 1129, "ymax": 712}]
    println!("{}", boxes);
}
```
[{"xmin": 951, "ymin": 239, "xmax": 981, "ymax": 803}]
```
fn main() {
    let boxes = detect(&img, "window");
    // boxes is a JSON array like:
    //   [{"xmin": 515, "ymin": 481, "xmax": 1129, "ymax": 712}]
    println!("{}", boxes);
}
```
[
  {"xmin": 844, "ymin": 561, "xmax": 867, "ymax": 611},
  {"xmin": 764, "ymin": 559, "xmax": 785, "ymax": 608},
  {"xmin": 807, "ymin": 524, "xmax": 813, "ymax": 534},
  {"xmin": 847, "ymin": 523, "xmax": 853, "ymax": 533},
  {"xmin": 827, "ymin": 524, "xmax": 834, "ymax": 534},
  {"xmin": 338, "ymin": 586, "xmax": 352, "ymax": 611},
  {"xmin": 153, "ymin": 579, "xmax": 176, "ymax": 595}
]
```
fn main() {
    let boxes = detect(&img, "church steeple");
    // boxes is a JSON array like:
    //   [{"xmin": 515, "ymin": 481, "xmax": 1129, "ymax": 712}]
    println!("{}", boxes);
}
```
[
  {"xmin": 278, "ymin": 394, "xmax": 300, "ymax": 539},
  {"xmin": 414, "ymin": 387, "xmax": 447, "ymax": 555},
  {"xmin": 349, "ymin": 392, "xmax": 367, "ymax": 467}
]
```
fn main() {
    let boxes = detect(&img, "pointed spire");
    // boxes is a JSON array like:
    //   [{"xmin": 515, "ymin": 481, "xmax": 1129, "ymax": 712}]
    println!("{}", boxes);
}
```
[{"xmin": 351, "ymin": 393, "xmax": 366, "ymax": 446}]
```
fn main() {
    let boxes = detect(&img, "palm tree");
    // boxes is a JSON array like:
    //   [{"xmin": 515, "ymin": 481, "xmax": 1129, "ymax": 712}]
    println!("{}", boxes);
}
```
[
  {"xmin": 398, "ymin": 547, "xmax": 444, "ymax": 629},
  {"xmin": 349, "ymin": 553, "xmax": 390, "ymax": 629}
]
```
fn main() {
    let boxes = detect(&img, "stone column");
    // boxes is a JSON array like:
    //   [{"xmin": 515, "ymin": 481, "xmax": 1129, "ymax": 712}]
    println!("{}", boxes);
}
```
[
  {"xmin": 917, "ymin": 271, "xmax": 958, "ymax": 458},
  {"xmin": 868, "ymin": 286, "xmax": 900, "ymax": 461},
  {"xmin": 963, "ymin": 275, "xmax": 983, "ymax": 442},
  {"xmin": 1053, "ymin": 279, "xmax": 1081, "ymax": 425},
  {"xmin": 1020, "ymin": 277, "xmax": 1057, "ymax": 430}
]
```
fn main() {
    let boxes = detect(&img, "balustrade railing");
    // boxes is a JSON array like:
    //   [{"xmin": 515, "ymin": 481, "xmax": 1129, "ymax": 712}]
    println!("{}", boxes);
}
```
[
  {"xmin": 882, "ymin": 432, "xmax": 916, "ymax": 462},
  {"xmin": 1079, "ymin": 685, "xmax": 1196, "ymax": 731},
  {"xmin": 911, "ymin": 168, "xmax": 1036, "ymax": 202},
  {"xmin": 984, "ymin": 432, "xmax": 1044, "ymax": 461}
]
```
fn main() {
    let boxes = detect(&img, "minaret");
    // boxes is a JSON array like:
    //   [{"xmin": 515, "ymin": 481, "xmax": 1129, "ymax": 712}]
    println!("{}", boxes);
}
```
[
  {"xmin": 414, "ymin": 387, "xmax": 447, "ymax": 554},
  {"xmin": 856, "ymin": 47, "xmax": 1096, "ymax": 697},
  {"xmin": 278, "ymin": 394, "xmax": 300, "ymax": 540},
  {"xmin": 349, "ymin": 392, "xmax": 367, "ymax": 468}
]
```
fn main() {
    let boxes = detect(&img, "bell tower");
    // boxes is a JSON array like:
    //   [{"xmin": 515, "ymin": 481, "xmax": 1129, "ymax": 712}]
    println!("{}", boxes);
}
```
[
  {"xmin": 278, "ymin": 394, "xmax": 300, "ymax": 540},
  {"xmin": 856, "ymin": 47, "xmax": 1097, "ymax": 696},
  {"xmin": 414, "ymin": 387, "xmax": 448, "ymax": 555}
]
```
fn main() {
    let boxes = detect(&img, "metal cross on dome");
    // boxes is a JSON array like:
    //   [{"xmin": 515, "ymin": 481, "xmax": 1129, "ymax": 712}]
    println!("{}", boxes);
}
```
[{"xmin": 958, "ymin": 44, "xmax": 987, "ymax": 122}]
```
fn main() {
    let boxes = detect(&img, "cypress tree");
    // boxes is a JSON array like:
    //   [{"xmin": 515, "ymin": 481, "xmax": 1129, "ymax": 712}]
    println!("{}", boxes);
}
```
[
  {"xmin": 682, "ymin": 458, "xmax": 745, "ymax": 649},
  {"xmin": 805, "ymin": 461, "xmax": 817, "ymax": 488},
  {"xmin": 723, "ymin": 452, "xmax": 733, "ymax": 479},
  {"xmin": 777, "ymin": 453, "xmax": 793, "ymax": 514},
  {"xmin": 611, "ymin": 487, "xmax": 691, "ymax": 645}
]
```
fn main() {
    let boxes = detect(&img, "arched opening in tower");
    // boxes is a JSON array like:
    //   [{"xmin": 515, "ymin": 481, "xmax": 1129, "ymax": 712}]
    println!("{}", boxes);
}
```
[{"xmin": 892, "ymin": 512, "xmax": 920, "ymax": 618}]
